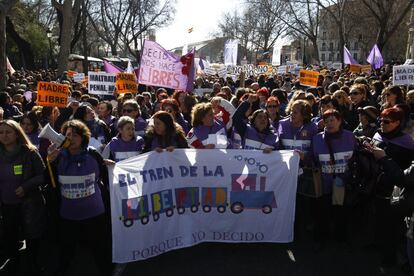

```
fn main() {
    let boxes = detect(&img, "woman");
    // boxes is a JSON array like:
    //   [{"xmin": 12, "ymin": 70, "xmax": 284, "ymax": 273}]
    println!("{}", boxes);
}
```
[
  {"xmin": 344, "ymin": 84, "xmax": 369, "ymax": 131},
  {"xmin": 187, "ymin": 98, "xmax": 234, "ymax": 149},
  {"xmin": 353, "ymin": 106, "xmax": 379, "ymax": 138},
  {"xmin": 20, "ymin": 111, "xmax": 50, "ymax": 159},
  {"xmin": 102, "ymin": 116, "xmax": 144, "ymax": 162},
  {"xmin": 160, "ymin": 98, "xmax": 190, "ymax": 134},
  {"xmin": 0, "ymin": 120, "xmax": 46, "ymax": 274},
  {"xmin": 332, "ymin": 90, "xmax": 351, "ymax": 117},
  {"xmin": 312, "ymin": 109, "xmax": 356, "ymax": 245},
  {"xmin": 47, "ymin": 119, "xmax": 112, "ymax": 275},
  {"xmin": 266, "ymin": 96, "xmax": 282, "ymax": 130},
  {"xmin": 143, "ymin": 111, "xmax": 188, "ymax": 152},
  {"xmin": 370, "ymin": 107, "xmax": 414, "ymax": 266},
  {"xmin": 311, "ymin": 95, "xmax": 339, "ymax": 132},
  {"xmin": 122, "ymin": 99, "xmax": 147, "ymax": 137},
  {"xmin": 232, "ymin": 104, "xmax": 279, "ymax": 151},
  {"xmin": 381, "ymin": 85, "xmax": 405, "ymax": 110},
  {"xmin": 73, "ymin": 104, "xmax": 111, "ymax": 150},
  {"xmin": 0, "ymin": 92, "xmax": 22, "ymax": 119}
]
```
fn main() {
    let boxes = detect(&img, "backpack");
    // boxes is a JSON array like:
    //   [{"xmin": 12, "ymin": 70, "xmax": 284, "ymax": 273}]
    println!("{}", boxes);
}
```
[{"xmin": 344, "ymin": 140, "xmax": 382, "ymax": 205}]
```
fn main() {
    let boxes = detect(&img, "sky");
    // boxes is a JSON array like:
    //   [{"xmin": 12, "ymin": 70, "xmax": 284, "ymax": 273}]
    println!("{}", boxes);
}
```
[{"xmin": 157, "ymin": 0, "xmax": 241, "ymax": 50}]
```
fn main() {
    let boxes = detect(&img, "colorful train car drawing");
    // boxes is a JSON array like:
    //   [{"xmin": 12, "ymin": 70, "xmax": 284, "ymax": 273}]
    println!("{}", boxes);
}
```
[
  {"xmin": 151, "ymin": 189, "xmax": 175, "ymax": 221},
  {"xmin": 201, "ymin": 187, "xmax": 228, "ymax": 213},
  {"xmin": 120, "ymin": 195, "xmax": 150, "ymax": 227},
  {"xmin": 175, "ymin": 187, "xmax": 200, "ymax": 214},
  {"xmin": 230, "ymin": 174, "xmax": 276, "ymax": 214}
]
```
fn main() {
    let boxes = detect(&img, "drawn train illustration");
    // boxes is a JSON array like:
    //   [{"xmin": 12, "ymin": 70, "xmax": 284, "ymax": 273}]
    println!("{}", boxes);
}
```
[{"xmin": 120, "ymin": 174, "xmax": 277, "ymax": 227}]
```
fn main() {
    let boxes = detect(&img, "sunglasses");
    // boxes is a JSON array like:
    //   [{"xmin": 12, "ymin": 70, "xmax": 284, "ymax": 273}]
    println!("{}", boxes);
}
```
[
  {"xmin": 266, "ymin": 105, "xmax": 278, "ymax": 108},
  {"xmin": 380, "ymin": 118, "xmax": 393, "ymax": 124},
  {"xmin": 122, "ymin": 109, "xmax": 135, "ymax": 113},
  {"xmin": 349, "ymin": 92, "xmax": 360, "ymax": 96}
]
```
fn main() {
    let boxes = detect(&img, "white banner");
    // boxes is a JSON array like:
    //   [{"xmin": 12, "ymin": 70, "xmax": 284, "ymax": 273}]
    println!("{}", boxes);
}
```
[
  {"xmin": 393, "ymin": 65, "xmax": 414, "ymax": 85},
  {"xmin": 272, "ymin": 47, "xmax": 281, "ymax": 66},
  {"xmin": 88, "ymin": 72, "xmax": 116, "ymax": 95},
  {"xmin": 224, "ymin": 39, "xmax": 238, "ymax": 66},
  {"xmin": 110, "ymin": 149, "xmax": 299, "ymax": 263},
  {"xmin": 73, "ymin": 73, "xmax": 85, "ymax": 82}
]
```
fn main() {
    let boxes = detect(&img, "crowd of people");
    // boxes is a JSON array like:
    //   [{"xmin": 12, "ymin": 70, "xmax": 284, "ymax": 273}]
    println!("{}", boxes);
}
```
[{"xmin": 1, "ymin": 65, "xmax": 414, "ymax": 275}]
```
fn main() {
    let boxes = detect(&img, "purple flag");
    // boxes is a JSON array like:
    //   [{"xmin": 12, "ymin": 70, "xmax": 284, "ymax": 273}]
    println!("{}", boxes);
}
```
[
  {"xmin": 344, "ymin": 46, "xmax": 357, "ymax": 65},
  {"xmin": 104, "ymin": 60, "xmax": 122, "ymax": 73},
  {"xmin": 367, "ymin": 44, "xmax": 384, "ymax": 69},
  {"xmin": 186, "ymin": 48, "xmax": 195, "ymax": 93}
]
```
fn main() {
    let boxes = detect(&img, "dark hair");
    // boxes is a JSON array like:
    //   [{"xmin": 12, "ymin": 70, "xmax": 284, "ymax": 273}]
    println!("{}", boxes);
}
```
[
  {"xmin": 319, "ymin": 95, "xmax": 339, "ymax": 110},
  {"xmin": 60, "ymin": 119, "xmax": 91, "ymax": 149},
  {"xmin": 322, "ymin": 108, "xmax": 342, "ymax": 121},
  {"xmin": 87, "ymin": 97, "xmax": 99, "ymax": 107},
  {"xmin": 0, "ymin": 92, "xmax": 10, "ymax": 106},
  {"xmin": 384, "ymin": 85, "xmax": 405, "ymax": 104},
  {"xmin": 73, "ymin": 105, "xmax": 91, "ymax": 121},
  {"xmin": 249, "ymin": 109, "xmax": 270, "ymax": 134},
  {"xmin": 20, "ymin": 111, "xmax": 41, "ymax": 133},
  {"xmin": 99, "ymin": 101, "xmax": 113, "ymax": 113},
  {"xmin": 161, "ymin": 98, "xmax": 180, "ymax": 113},
  {"xmin": 146, "ymin": 111, "xmax": 186, "ymax": 145}
]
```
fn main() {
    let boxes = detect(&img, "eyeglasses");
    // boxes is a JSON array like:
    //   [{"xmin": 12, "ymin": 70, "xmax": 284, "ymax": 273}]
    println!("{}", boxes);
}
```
[
  {"xmin": 164, "ymin": 108, "xmax": 174, "ymax": 113},
  {"xmin": 349, "ymin": 91, "xmax": 360, "ymax": 96},
  {"xmin": 380, "ymin": 118, "xmax": 393, "ymax": 124},
  {"xmin": 122, "ymin": 109, "xmax": 135, "ymax": 113},
  {"xmin": 266, "ymin": 105, "xmax": 278, "ymax": 108}
]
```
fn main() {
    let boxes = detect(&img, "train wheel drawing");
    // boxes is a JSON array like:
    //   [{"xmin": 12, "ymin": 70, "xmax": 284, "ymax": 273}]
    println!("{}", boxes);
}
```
[
  {"xmin": 190, "ymin": 205, "xmax": 199, "ymax": 213},
  {"xmin": 123, "ymin": 219, "xmax": 134, "ymax": 227},
  {"xmin": 166, "ymin": 208, "xmax": 174, "ymax": 217},
  {"xmin": 153, "ymin": 213, "xmax": 160, "ymax": 221},
  {"xmin": 177, "ymin": 206, "xmax": 185, "ymax": 214},
  {"xmin": 231, "ymin": 202, "xmax": 244, "ymax": 214},
  {"xmin": 262, "ymin": 205, "xmax": 272, "ymax": 214},
  {"xmin": 217, "ymin": 205, "xmax": 226, "ymax": 213},
  {"xmin": 140, "ymin": 216, "xmax": 149, "ymax": 225},
  {"xmin": 203, "ymin": 205, "xmax": 212, "ymax": 213}
]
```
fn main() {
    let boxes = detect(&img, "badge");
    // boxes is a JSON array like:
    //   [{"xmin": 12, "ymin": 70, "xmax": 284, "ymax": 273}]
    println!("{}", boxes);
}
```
[{"xmin": 13, "ymin": 165, "xmax": 23, "ymax": 175}]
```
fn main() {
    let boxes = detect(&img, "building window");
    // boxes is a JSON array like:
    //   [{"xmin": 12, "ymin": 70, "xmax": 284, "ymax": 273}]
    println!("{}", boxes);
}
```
[
  {"xmin": 329, "ymin": 42, "xmax": 334, "ymax": 51},
  {"xmin": 322, "ymin": 32, "xmax": 327, "ymax": 40},
  {"xmin": 354, "ymin": 42, "xmax": 358, "ymax": 50},
  {"xmin": 353, "ymin": 53, "xmax": 358, "ymax": 61},
  {"xmin": 329, "ymin": 53, "xmax": 333, "ymax": 61},
  {"xmin": 322, "ymin": 53, "xmax": 325, "ymax": 61},
  {"xmin": 322, "ymin": 42, "xmax": 326, "ymax": 51}
]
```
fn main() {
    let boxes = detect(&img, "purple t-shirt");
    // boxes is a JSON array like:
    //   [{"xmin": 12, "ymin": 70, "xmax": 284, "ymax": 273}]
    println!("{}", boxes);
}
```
[{"xmin": 0, "ymin": 155, "xmax": 24, "ymax": 204}]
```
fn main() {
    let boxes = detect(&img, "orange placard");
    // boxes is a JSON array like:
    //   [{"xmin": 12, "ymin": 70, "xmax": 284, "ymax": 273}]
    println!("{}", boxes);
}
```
[
  {"xmin": 360, "ymin": 65, "xmax": 372, "ymax": 74},
  {"xmin": 36, "ymin": 82, "xmax": 70, "ymax": 108},
  {"xmin": 349, "ymin": 64, "xmax": 362, "ymax": 73},
  {"xmin": 67, "ymin": 70, "xmax": 77, "ymax": 78},
  {"xmin": 299, "ymin": 70, "xmax": 320, "ymax": 87},
  {"xmin": 115, "ymin": 73, "xmax": 138, "ymax": 94}
]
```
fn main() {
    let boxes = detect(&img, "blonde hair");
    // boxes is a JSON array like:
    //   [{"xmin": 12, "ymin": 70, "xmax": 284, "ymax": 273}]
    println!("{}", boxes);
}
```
[
  {"xmin": 191, "ymin": 102, "xmax": 213, "ymax": 127},
  {"xmin": 286, "ymin": 90, "xmax": 306, "ymax": 114},
  {"xmin": 0, "ymin": 119, "xmax": 37, "ymax": 151}
]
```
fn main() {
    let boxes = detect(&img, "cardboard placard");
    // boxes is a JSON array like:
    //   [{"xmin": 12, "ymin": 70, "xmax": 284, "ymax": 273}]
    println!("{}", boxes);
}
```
[
  {"xmin": 36, "ymin": 82, "xmax": 69, "ymax": 108},
  {"xmin": 116, "ymin": 73, "xmax": 138, "ymax": 94},
  {"xmin": 299, "ymin": 70, "xmax": 320, "ymax": 87},
  {"xmin": 88, "ymin": 72, "xmax": 116, "ymax": 95},
  {"xmin": 360, "ymin": 65, "xmax": 372, "ymax": 74},
  {"xmin": 348, "ymin": 64, "xmax": 362, "ymax": 73}
]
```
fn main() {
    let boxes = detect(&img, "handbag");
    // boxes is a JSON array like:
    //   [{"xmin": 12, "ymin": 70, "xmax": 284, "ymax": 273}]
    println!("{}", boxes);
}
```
[{"xmin": 297, "ymin": 166, "xmax": 322, "ymax": 198}]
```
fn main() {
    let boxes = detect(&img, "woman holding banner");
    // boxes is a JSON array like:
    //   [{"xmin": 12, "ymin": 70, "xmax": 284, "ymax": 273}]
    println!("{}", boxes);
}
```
[
  {"xmin": 160, "ymin": 98, "xmax": 190, "ymax": 134},
  {"xmin": 47, "ymin": 119, "xmax": 112, "ymax": 276},
  {"xmin": 102, "ymin": 116, "xmax": 144, "ymax": 162},
  {"xmin": 187, "ymin": 97, "xmax": 235, "ymax": 149},
  {"xmin": 143, "ymin": 111, "xmax": 188, "ymax": 152}
]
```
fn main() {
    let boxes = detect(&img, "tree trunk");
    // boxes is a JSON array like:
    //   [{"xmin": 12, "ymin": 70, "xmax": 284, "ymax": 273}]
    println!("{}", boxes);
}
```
[
  {"xmin": 57, "ymin": 0, "xmax": 74, "ymax": 76},
  {"xmin": 110, "ymin": 43, "xmax": 117, "ymax": 56},
  {"xmin": 311, "ymin": 37, "xmax": 320, "ymax": 64},
  {"xmin": 0, "ymin": 10, "xmax": 7, "ymax": 91},
  {"xmin": 81, "ymin": 0, "xmax": 88, "ymax": 74}
]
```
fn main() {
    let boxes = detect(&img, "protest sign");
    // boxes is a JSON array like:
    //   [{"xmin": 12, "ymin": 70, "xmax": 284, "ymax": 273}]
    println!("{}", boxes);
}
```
[
  {"xmin": 138, "ymin": 40, "xmax": 194, "ymax": 91},
  {"xmin": 194, "ymin": 88, "xmax": 213, "ymax": 96},
  {"xmin": 299, "ymin": 70, "xmax": 320, "ymax": 87},
  {"xmin": 110, "ymin": 149, "xmax": 299, "ymax": 263},
  {"xmin": 360, "ymin": 65, "xmax": 372, "ymax": 74},
  {"xmin": 393, "ymin": 65, "xmax": 414, "ymax": 85},
  {"xmin": 116, "ymin": 73, "xmax": 138, "ymax": 94},
  {"xmin": 348, "ymin": 64, "xmax": 362, "ymax": 73},
  {"xmin": 73, "ymin": 73, "xmax": 85, "ymax": 83},
  {"xmin": 217, "ymin": 67, "xmax": 227, "ymax": 78},
  {"xmin": 36, "ymin": 82, "xmax": 69, "ymax": 108},
  {"xmin": 255, "ymin": 65, "xmax": 269, "ymax": 75},
  {"xmin": 204, "ymin": 67, "xmax": 216, "ymax": 76},
  {"xmin": 88, "ymin": 72, "xmax": 116, "ymax": 96},
  {"xmin": 67, "ymin": 70, "xmax": 77, "ymax": 78},
  {"xmin": 332, "ymin": 63, "xmax": 343, "ymax": 70}
]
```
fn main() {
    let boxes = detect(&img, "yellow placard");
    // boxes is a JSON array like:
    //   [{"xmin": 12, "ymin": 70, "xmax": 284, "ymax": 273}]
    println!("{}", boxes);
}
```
[
  {"xmin": 299, "ymin": 70, "xmax": 320, "ymax": 87},
  {"xmin": 36, "ymin": 82, "xmax": 70, "ymax": 108},
  {"xmin": 360, "ymin": 65, "xmax": 372, "ymax": 74},
  {"xmin": 349, "ymin": 64, "xmax": 362, "ymax": 73},
  {"xmin": 116, "ymin": 73, "xmax": 138, "ymax": 94}
]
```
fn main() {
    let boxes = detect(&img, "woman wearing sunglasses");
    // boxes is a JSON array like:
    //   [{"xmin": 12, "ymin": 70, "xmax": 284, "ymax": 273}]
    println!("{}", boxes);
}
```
[
  {"xmin": 266, "ymin": 96, "xmax": 282, "ymax": 130},
  {"xmin": 371, "ymin": 107, "xmax": 414, "ymax": 266},
  {"xmin": 345, "ymin": 84, "xmax": 369, "ymax": 131},
  {"xmin": 121, "ymin": 99, "xmax": 147, "ymax": 137},
  {"xmin": 160, "ymin": 98, "xmax": 190, "ymax": 134}
]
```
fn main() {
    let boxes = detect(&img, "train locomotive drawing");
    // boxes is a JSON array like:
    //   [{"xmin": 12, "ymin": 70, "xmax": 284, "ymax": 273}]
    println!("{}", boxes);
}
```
[{"xmin": 119, "ymin": 174, "xmax": 277, "ymax": 227}]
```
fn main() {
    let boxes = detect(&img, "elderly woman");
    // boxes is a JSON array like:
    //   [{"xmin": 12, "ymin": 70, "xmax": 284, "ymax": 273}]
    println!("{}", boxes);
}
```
[
  {"xmin": 312, "ymin": 109, "xmax": 357, "ymax": 246},
  {"xmin": 187, "ymin": 97, "xmax": 235, "ymax": 149},
  {"xmin": 143, "ymin": 111, "xmax": 188, "ymax": 152},
  {"xmin": 0, "ymin": 120, "xmax": 46, "ymax": 274},
  {"xmin": 102, "ymin": 116, "xmax": 144, "ymax": 162},
  {"xmin": 47, "ymin": 120, "xmax": 112, "ymax": 275}
]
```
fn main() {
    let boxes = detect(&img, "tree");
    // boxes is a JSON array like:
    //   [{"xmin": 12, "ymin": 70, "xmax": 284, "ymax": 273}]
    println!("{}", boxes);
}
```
[
  {"xmin": 361, "ymin": 0, "xmax": 414, "ymax": 51},
  {"xmin": 52, "ymin": 0, "xmax": 82, "ymax": 76},
  {"xmin": 276, "ymin": 0, "xmax": 320, "ymax": 63},
  {"xmin": 0, "ymin": 0, "xmax": 18, "ymax": 90}
]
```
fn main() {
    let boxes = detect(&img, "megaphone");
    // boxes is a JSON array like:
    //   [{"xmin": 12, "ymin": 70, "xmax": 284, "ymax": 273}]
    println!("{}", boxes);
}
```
[{"xmin": 39, "ymin": 123, "xmax": 70, "ymax": 148}]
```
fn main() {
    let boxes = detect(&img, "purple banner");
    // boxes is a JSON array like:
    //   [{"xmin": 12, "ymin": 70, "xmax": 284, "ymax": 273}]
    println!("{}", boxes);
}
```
[{"xmin": 138, "ymin": 40, "xmax": 194, "ymax": 91}]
